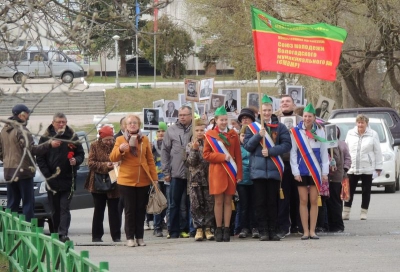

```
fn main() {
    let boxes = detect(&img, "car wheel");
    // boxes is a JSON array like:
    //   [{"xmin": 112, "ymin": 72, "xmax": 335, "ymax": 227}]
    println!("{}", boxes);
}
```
[
  {"xmin": 127, "ymin": 71, "xmax": 135, "ymax": 77},
  {"xmin": 385, "ymin": 183, "xmax": 396, "ymax": 193},
  {"xmin": 62, "ymin": 72, "xmax": 74, "ymax": 83},
  {"xmin": 13, "ymin": 72, "xmax": 23, "ymax": 84},
  {"xmin": 396, "ymin": 174, "xmax": 400, "ymax": 191}
]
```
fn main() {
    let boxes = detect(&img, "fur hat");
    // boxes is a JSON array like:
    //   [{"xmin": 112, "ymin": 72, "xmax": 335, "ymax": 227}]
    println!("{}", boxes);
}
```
[{"xmin": 238, "ymin": 108, "xmax": 256, "ymax": 123}]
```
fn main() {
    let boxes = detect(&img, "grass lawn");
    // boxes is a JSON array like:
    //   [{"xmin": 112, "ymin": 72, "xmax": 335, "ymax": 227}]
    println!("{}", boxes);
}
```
[{"xmin": 105, "ymin": 86, "xmax": 278, "ymax": 113}]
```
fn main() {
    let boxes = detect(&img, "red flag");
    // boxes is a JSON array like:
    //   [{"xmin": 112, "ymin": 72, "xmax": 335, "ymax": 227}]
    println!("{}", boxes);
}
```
[
  {"xmin": 251, "ymin": 6, "xmax": 347, "ymax": 81},
  {"xmin": 154, "ymin": 0, "xmax": 158, "ymax": 32}
]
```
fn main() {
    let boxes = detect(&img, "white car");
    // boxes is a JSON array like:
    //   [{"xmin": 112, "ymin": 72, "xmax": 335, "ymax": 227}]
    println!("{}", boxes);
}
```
[{"xmin": 328, "ymin": 117, "xmax": 400, "ymax": 193}]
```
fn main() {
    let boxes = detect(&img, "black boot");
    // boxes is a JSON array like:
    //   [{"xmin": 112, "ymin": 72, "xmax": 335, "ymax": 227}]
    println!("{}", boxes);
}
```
[
  {"xmin": 223, "ymin": 227, "xmax": 231, "ymax": 242},
  {"xmin": 215, "ymin": 227, "xmax": 223, "ymax": 242},
  {"xmin": 269, "ymin": 228, "xmax": 281, "ymax": 241},
  {"xmin": 259, "ymin": 229, "xmax": 270, "ymax": 241}
]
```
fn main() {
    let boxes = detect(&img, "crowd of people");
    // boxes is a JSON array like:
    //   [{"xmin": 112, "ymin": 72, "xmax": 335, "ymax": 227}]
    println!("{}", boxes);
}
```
[{"xmin": 0, "ymin": 96, "xmax": 383, "ymax": 246}]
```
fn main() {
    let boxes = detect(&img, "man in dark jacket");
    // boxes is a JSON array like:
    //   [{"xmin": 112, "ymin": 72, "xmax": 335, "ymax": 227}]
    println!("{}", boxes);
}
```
[
  {"xmin": 36, "ymin": 112, "xmax": 85, "ymax": 242},
  {"xmin": 0, "ymin": 104, "xmax": 59, "ymax": 222}
]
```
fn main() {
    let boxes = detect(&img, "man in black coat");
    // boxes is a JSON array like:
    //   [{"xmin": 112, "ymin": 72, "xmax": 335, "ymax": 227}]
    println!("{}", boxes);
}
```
[{"xmin": 36, "ymin": 112, "xmax": 85, "ymax": 242}]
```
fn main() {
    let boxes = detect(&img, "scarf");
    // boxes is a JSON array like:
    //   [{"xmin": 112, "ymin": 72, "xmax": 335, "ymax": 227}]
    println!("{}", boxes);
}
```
[
  {"xmin": 297, "ymin": 121, "xmax": 330, "ymax": 143},
  {"xmin": 124, "ymin": 130, "xmax": 142, "ymax": 156},
  {"xmin": 215, "ymin": 126, "xmax": 230, "ymax": 146}
]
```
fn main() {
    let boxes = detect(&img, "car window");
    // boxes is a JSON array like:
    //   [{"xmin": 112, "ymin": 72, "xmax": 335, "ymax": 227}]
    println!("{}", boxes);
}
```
[
  {"xmin": 335, "ymin": 122, "xmax": 386, "ymax": 143},
  {"xmin": 369, "ymin": 123, "xmax": 386, "ymax": 143},
  {"xmin": 334, "ymin": 112, "xmax": 393, "ymax": 127},
  {"xmin": 78, "ymin": 135, "xmax": 89, "ymax": 166}
]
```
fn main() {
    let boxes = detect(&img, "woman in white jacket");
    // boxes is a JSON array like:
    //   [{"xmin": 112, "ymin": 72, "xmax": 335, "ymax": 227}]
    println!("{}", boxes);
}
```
[{"xmin": 343, "ymin": 114, "xmax": 382, "ymax": 220}]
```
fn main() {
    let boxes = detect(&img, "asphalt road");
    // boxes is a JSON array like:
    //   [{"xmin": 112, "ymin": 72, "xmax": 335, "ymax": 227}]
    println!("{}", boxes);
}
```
[{"xmin": 65, "ymin": 188, "xmax": 400, "ymax": 272}]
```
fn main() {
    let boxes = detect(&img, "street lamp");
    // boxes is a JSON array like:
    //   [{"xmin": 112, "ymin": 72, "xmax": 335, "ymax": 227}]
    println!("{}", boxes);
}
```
[{"xmin": 112, "ymin": 35, "xmax": 120, "ymax": 88}]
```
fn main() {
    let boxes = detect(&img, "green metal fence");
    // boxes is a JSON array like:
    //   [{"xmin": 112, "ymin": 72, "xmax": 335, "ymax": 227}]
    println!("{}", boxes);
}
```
[{"xmin": 0, "ymin": 208, "xmax": 109, "ymax": 272}]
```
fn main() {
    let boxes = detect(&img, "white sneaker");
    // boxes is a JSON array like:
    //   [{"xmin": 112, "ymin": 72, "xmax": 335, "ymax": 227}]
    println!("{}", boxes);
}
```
[
  {"xmin": 149, "ymin": 221, "xmax": 154, "ymax": 230},
  {"xmin": 126, "ymin": 239, "xmax": 136, "ymax": 247},
  {"xmin": 144, "ymin": 222, "xmax": 150, "ymax": 230}
]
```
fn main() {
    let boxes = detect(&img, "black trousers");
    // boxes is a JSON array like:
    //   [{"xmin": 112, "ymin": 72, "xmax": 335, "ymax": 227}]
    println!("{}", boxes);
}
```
[
  {"xmin": 119, "ymin": 185, "xmax": 150, "ymax": 240},
  {"xmin": 344, "ymin": 174, "xmax": 372, "ymax": 209},
  {"xmin": 326, "ymin": 182, "xmax": 344, "ymax": 231},
  {"xmin": 252, "ymin": 179, "xmax": 280, "ymax": 230},
  {"xmin": 48, "ymin": 190, "xmax": 72, "ymax": 236},
  {"xmin": 91, "ymin": 193, "xmax": 121, "ymax": 240},
  {"xmin": 236, "ymin": 184, "xmax": 256, "ymax": 230},
  {"xmin": 278, "ymin": 161, "xmax": 300, "ymax": 233}
]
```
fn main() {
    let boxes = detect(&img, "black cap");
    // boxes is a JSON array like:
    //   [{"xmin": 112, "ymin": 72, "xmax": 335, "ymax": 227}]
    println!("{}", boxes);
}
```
[
  {"xmin": 238, "ymin": 108, "xmax": 255, "ymax": 123},
  {"xmin": 12, "ymin": 104, "xmax": 30, "ymax": 116}
]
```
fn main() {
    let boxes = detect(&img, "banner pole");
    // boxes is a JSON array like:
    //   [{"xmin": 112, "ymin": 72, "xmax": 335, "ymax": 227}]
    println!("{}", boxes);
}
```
[
  {"xmin": 191, "ymin": 101, "xmax": 195, "ymax": 136},
  {"xmin": 257, "ymin": 72, "xmax": 265, "ymax": 148}
]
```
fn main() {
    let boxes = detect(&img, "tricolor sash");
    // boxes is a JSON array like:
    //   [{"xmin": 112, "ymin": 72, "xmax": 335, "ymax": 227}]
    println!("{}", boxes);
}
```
[
  {"xmin": 290, "ymin": 127, "xmax": 322, "ymax": 192},
  {"xmin": 248, "ymin": 122, "xmax": 284, "ymax": 180},
  {"xmin": 205, "ymin": 134, "xmax": 238, "ymax": 183}
]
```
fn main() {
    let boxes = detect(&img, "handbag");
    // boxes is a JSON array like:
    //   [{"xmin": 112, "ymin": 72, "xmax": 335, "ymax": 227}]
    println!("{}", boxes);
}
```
[
  {"xmin": 146, "ymin": 183, "xmax": 168, "ymax": 215},
  {"xmin": 341, "ymin": 176, "xmax": 350, "ymax": 201},
  {"xmin": 94, "ymin": 172, "xmax": 116, "ymax": 192},
  {"xmin": 320, "ymin": 181, "xmax": 330, "ymax": 198}
]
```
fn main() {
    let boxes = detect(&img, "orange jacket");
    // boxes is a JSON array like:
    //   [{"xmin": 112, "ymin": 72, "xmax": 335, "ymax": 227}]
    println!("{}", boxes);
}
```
[
  {"xmin": 203, "ymin": 130, "xmax": 243, "ymax": 194},
  {"xmin": 110, "ymin": 135, "xmax": 157, "ymax": 187}
]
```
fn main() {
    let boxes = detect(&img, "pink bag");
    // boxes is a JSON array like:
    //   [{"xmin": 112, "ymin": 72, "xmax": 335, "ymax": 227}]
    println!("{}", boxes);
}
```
[{"xmin": 320, "ymin": 181, "xmax": 330, "ymax": 198}]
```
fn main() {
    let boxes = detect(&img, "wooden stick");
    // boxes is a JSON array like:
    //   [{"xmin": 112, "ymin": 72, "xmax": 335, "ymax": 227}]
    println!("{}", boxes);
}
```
[
  {"xmin": 191, "ymin": 101, "xmax": 195, "ymax": 136},
  {"xmin": 257, "ymin": 72, "xmax": 266, "ymax": 148}
]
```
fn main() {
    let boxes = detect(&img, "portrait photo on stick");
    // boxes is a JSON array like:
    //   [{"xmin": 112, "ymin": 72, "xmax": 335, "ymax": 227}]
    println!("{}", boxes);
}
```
[
  {"xmin": 280, "ymin": 116, "xmax": 296, "ymax": 130},
  {"xmin": 199, "ymin": 78, "xmax": 215, "ymax": 100},
  {"xmin": 185, "ymin": 79, "xmax": 199, "ymax": 102},
  {"xmin": 164, "ymin": 100, "xmax": 180, "ymax": 123},
  {"xmin": 218, "ymin": 89, "xmax": 241, "ymax": 113},
  {"xmin": 143, "ymin": 108, "xmax": 159, "ymax": 130},
  {"xmin": 315, "ymin": 95, "xmax": 335, "ymax": 120},
  {"xmin": 208, "ymin": 94, "xmax": 226, "ymax": 115},
  {"xmin": 286, "ymin": 85, "xmax": 303, "ymax": 106},
  {"xmin": 247, "ymin": 92, "xmax": 259, "ymax": 108},
  {"xmin": 325, "ymin": 124, "xmax": 338, "ymax": 147}
]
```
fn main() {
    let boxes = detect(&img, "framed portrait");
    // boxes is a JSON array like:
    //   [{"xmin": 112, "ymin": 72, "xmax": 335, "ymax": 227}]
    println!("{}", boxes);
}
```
[
  {"xmin": 178, "ymin": 93, "xmax": 186, "ymax": 106},
  {"xmin": 280, "ymin": 116, "xmax": 296, "ymax": 130},
  {"xmin": 199, "ymin": 78, "xmax": 215, "ymax": 100},
  {"xmin": 197, "ymin": 103, "xmax": 206, "ymax": 116},
  {"xmin": 163, "ymin": 100, "xmax": 180, "ymax": 123},
  {"xmin": 286, "ymin": 85, "xmax": 304, "ymax": 106},
  {"xmin": 185, "ymin": 79, "xmax": 200, "ymax": 102},
  {"xmin": 325, "ymin": 124, "xmax": 338, "ymax": 147},
  {"xmin": 208, "ymin": 94, "xmax": 226, "ymax": 115},
  {"xmin": 153, "ymin": 99, "xmax": 164, "ymax": 109},
  {"xmin": 247, "ymin": 92, "xmax": 259, "ymax": 108},
  {"xmin": 143, "ymin": 108, "xmax": 159, "ymax": 130},
  {"xmin": 218, "ymin": 89, "xmax": 241, "ymax": 113},
  {"xmin": 316, "ymin": 95, "xmax": 335, "ymax": 120},
  {"xmin": 153, "ymin": 99, "xmax": 165, "ymax": 119}
]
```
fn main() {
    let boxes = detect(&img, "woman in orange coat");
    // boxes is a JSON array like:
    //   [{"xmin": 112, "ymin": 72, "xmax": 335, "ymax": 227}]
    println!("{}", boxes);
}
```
[
  {"xmin": 110, "ymin": 114, "xmax": 158, "ymax": 247},
  {"xmin": 203, "ymin": 106, "xmax": 243, "ymax": 242}
]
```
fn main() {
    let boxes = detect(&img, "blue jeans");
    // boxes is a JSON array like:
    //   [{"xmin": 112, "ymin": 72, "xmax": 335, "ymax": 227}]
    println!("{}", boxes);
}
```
[
  {"xmin": 7, "ymin": 177, "xmax": 34, "ymax": 222},
  {"xmin": 237, "ymin": 184, "xmax": 256, "ymax": 230},
  {"xmin": 154, "ymin": 182, "xmax": 167, "ymax": 231},
  {"xmin": 169, "ymin": 178, "xmax": 187, "ymax": 237}
]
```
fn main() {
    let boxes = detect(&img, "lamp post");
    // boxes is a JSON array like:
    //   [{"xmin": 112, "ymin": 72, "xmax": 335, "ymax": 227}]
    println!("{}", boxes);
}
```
[{"xmin": 112, "ymin": 35, "xmax": 120, "ymax": 88}]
